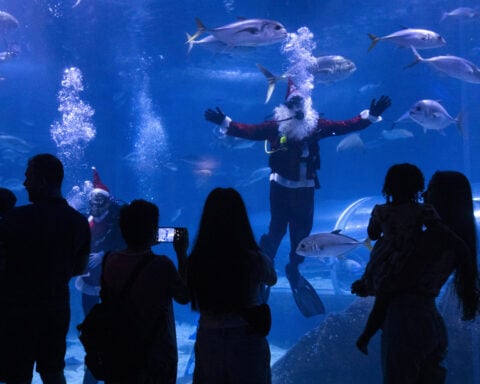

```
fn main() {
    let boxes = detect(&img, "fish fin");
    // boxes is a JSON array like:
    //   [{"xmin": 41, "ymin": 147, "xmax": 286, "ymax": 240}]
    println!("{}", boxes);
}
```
[
  {"xmin": 186, "ymin": 18, "xmax": 206, "ymax": 44},
  {"xmin": 331, "ymin": 229, "xmax": 342, "ymax": 234},
  {"xmin": 286, "ymin": 266, "xmax": 325, "ymax": 317},
  {"xmin": 185, "ymin": 33, "xmax": 194, "ymax": 54},
  {"xmin": 367, "ymin": 33, "xmax": 379, "ymax": 52},
  {"xmin": 404, "ymin": 46, "xmax": 422, "ymax": 69},
  {"xmin": 394, "ymin": 110, "xmax": 411, "ymax": 124},
  {"xmin": 195, "ymin": 17, "xmax": 207, "ymax": 32},
  {"xmin": 236, "ymin": 16, "xmax": 247, "ymax": 20},
  {"xmin": 256, "ymin": 63, "xmax": 280, "ymax": 103},
  {"xmin": 439, "ymin": 11, "xmax": 448, "ymax": 23}
]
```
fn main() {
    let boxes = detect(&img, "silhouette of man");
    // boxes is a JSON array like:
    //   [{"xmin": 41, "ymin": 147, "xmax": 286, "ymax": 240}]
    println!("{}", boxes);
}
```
[{"xmin": 0, "ymin": 153, "xmax": 90, "ymax": 384}]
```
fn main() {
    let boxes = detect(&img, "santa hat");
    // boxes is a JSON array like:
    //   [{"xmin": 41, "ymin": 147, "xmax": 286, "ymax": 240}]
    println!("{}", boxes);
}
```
[
  {"xmin": 285, "ymin": 78, "xmax": 304, "ymax": 102},
  {"xmin": 91, "ymin": 166, "xmax": 110, "ymax": 197}
]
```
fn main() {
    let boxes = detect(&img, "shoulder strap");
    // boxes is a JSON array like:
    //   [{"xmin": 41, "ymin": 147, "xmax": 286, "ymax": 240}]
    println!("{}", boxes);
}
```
[{"xmin": 119, "ymin": 253, "xmax": 155, "ymax": 299}]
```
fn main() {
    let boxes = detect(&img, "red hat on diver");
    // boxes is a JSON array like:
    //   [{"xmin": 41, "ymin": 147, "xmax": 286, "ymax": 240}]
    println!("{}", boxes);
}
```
[
  {"xmin": 91, "ymin": 166, "xmax": 110, "ymax": 197},
  {"xmin": 285, "ymin": 78, "xmax": 303, "ymax": 102}
]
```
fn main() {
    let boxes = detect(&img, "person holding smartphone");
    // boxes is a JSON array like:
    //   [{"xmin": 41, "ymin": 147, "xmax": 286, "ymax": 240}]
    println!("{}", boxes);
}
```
[{"xmin": 100, "ymin": 199, "xmax": 189, "ymax": 383}]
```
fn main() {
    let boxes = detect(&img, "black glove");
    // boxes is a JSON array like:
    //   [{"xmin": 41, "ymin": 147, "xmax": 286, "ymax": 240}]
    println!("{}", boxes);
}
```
[
  {"xmin": 205, "ymin": 107, "xmax": 226, "ymax": 125},
  {"xmin": 369, "ymin": 95, "xmax": 392, "ymax": 117}
]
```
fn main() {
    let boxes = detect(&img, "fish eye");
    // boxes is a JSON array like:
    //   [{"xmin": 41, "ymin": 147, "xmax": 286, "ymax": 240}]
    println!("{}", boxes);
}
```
[
  {"xmin": 275, "ymin": 25, "xmax": 282, "ymax": 30},
  {"xmin": 415, "ymin": 106, "xmax": 421, "ymax": 111}
]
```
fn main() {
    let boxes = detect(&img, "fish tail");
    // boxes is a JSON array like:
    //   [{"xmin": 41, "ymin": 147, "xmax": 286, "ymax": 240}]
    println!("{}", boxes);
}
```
[
  {"xmin": 185, "ymin": 33, "xmax": 194, "ymax": 54},
  {"xmin": 256, "ymin": 63, "xmax": 280, "ymax": 103},
  {"xmin": 185, "ymin": 17, "xmax": 206, "ymax": 44},
  {"xmin": 404, "ymin": 45, "xmax": 422, "ymax": 69},
  {"xmin": 367, "ymin": 33, "xmax": 379, "ymax": 52}
]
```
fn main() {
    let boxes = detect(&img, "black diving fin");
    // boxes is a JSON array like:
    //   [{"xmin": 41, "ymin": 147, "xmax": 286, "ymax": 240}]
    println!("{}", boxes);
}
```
[{"xmin": 286, "ymin": 265, "xmax": 326, "ymax": 317}]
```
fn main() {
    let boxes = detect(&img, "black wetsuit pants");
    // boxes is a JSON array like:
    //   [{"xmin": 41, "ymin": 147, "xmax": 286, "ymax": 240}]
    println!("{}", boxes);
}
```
[{"xmin": 259, "ymin": 181, "xmax": 314, "ymax": 266}]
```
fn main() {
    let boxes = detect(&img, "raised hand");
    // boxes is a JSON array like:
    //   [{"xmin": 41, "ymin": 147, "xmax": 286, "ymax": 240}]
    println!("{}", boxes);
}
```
[
  {"xmin": 370, "ymin": 95, "xmax": 392, "ymax": 117},
  {"xmin": 205, "ymin": 107, "xmax": 226, "ymax": 125}
]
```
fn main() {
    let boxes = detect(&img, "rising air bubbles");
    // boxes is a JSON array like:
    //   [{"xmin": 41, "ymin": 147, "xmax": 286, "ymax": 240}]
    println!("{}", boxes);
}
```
[
  {"xmin": 50, "ymin": 67, "xmax": 96, "ymax": 165},
  {"xmin": 282, "ymin": 27, "xmax": 317, "ymax": 97}
]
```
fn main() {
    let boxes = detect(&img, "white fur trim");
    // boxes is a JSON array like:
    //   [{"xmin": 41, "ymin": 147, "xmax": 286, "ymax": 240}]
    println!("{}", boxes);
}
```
[
  {"xmin": 360, "ymin": 109, "xmax": 383, "ymax": 123},
  {"xmin": 220, "ymin": 116, "xmax": 232, "ymax": 133},
  {"xmin": 90, "ymin": 188, "xmax": 110, "ymax": 197}
]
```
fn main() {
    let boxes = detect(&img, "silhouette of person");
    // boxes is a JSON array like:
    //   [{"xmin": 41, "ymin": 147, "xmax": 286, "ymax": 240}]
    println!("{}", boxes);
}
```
[
  {"xmin": 101, "ymin": 199, "xmax": 189, "ymax": 384},
  {"xmin": 205, "ymin": 82, "xmax": 391, "ymax": 317},
  {"xmin": 187, "ymin": 187, "xmax": 277, "ymax": 384},
  {"xmin": 0, "ymin": 187, "xmax": 16, "ymax": 274},
  {"xmin": 351, "ymin": 163, "xmax": 440, "ymax": 354},
  {"xmin": 378, "ymin": 171, "xmax": 479, "ymax": 383},
  {"xmin": 0, "ymin": 187, "xmax": 16, "ymax": 219},
  {"xmin": 74, "ymin": 167, "xmax": 125, "ymax": 384},
  {"xmin": 0, "ymin": 153, "xmax": 91, "ymax": 384}
]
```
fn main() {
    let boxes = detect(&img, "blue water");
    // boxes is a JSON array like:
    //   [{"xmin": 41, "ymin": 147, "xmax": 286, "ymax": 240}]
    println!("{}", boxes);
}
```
[{"xmin": 1, "ymin": 0, "xmax": 480, "ymax": 383}]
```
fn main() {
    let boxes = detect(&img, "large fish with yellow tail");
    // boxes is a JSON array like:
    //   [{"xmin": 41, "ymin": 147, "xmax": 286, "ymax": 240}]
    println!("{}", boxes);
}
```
[
  {"xmin": 186, "ymin": 17, "xmax": 287, "ymax": 47},
  {"xmin": 296, "ymin": 230, "xmax": 372, "ymax": 259}
]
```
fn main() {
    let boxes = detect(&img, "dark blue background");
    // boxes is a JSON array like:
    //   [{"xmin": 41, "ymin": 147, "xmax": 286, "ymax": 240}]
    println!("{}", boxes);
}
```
[{"xmin": 1, "ymin": 1, "xmax": 480, "ymax": 382}]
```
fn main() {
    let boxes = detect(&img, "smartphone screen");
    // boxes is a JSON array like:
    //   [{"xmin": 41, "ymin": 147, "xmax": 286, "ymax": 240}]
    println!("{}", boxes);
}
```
[{"xmin": 157, "ymin": 227, "xmax": 176, "ymax": 242}]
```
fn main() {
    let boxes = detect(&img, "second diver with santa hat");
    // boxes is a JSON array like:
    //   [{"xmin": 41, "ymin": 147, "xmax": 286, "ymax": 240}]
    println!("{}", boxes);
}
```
[{"xmin": 75, "ymin": 167, "xmax": 125, "ymax": 384}]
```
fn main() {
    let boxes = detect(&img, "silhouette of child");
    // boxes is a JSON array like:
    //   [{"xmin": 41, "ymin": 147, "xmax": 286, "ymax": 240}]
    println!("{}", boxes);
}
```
[{"xmin": 351, "ymin": 163, "xmax": 440, "ymax": 354}]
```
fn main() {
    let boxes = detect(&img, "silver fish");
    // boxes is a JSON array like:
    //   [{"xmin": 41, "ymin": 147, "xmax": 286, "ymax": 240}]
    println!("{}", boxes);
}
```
[
  {"xmin": 289, "ymin": 55, "xmax": 356, "ymax": 83},
  {"xmin": 186, "ymin": 17, "xmax": 287, "ymax": 47},
  {"xmin": 296, "ymin": 230, "xmax": 371, "ymax": 258},
  {"xmin": 211, "ymin": 126, "xmax": 256, "ymax": 150},
  {"xmin": 0, "ymin": 11, "xmax": 19, "ymax": 34},
  {"xmin": 440, "ymin": 7, "xmax": 480, "ymax": 22},
  {"xmin": 0, "ymin": 134, "xmax": 32, "ymax": 153},
  {"xmin": 406, "ymin": 46, "xmax": 480, "ymax": 83},
  {"xmin": 382, "ymin": 128, "xmax": 414, "ymax": 140},
  {"xmin": 236, "ymin": 166, "xmax": 271, "ymax": 187},
  {"xmin": 336, "ymin": 133, "xmax": 365, "ymax": 153},
  {"xmin": 367, "ymin": 28, "xmax": 446, "ymax": 52},
  {"xmin": 185, "ymin": 33, "xmax": 255, "ymax": 55},
  {"xmin": 257, "ymin": 55, "xmax": 356, "ymax": 103},
  {"xmin": 394, "ymin": 99, "xmax": 462, "ymax": 135},
  {"xmin": 359, "ymin": 82, "xmax": 381, "ymax": 94},
  {"xmin": 0, "ymin": 43, "xmax": 20, "ymax": 63}
]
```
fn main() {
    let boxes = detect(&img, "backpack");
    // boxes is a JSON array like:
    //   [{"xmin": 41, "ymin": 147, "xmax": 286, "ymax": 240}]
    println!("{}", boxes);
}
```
[{"xmin": 77, "ymin": 253, "xmax": 154, "ymax": 381}]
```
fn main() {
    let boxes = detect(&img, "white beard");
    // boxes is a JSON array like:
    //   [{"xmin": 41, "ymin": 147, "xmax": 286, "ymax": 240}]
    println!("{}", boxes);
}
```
[{"xmin": 273, "ymin": 98, "xmax": 319, "ymax": 141}]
